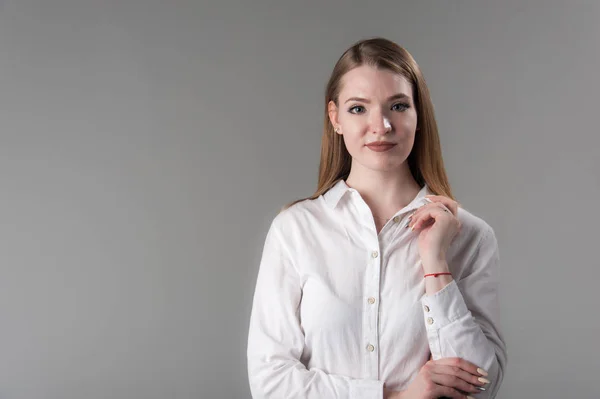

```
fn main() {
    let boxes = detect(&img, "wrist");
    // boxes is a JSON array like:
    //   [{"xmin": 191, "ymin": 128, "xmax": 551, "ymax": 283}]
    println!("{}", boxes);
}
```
[
  {"xmin": 393, "ymin": 390, "xmax": 405, "ymax": 399},
  {"xmin": 383, "ymin": 387, "xmax": 396, "ymax": 399},
  {"xmin": 383, "ymin": 388, "xmax": 404, "ymax": 399},
  {"xmin": 424, "ymin": 272, "xmax": 453, "ymax": 295},
  {"xmin": 421, "ymin": 256, "xmax": 449, "ymax": 274}
]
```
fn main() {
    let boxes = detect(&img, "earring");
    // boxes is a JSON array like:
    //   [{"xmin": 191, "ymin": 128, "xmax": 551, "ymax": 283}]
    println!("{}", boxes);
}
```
[{"xmin": 335, "ymin": 126, "xmax": 341, "ymax": 133}]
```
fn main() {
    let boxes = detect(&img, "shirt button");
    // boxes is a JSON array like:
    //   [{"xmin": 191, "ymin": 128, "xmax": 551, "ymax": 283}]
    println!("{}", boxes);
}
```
[
  {"xmin": 392, "ymin": 216, "xmax": 400, "ymax": 223},
  {"xmin": 366, "ymin": 344, "xmax": 375, "ymax": 352},
  {"xmin": 424, "ymin": 305, "xmax": 430, "ymax": 312},
  {"xmin": 371, "ymin": 250, "xmax": 379, "ymax": 258},
  {"xmin": 427, "ymin": 317, "xmax": 434, "ymax": 325},
  {"xmin": 367, "ymin": 297, "xmax": 376, "ymax": 304}
]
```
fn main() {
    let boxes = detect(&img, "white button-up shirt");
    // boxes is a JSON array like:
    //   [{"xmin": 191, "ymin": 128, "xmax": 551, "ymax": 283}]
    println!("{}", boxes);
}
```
[{"xmin": 247, "ymin": 179, "xmax": 507, "ymax": 398}]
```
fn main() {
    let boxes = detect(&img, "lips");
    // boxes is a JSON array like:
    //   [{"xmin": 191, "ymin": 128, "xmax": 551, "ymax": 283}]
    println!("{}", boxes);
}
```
[{"xmin": 365, "ymin": 142, "xmax": 396, "ymax": 152}]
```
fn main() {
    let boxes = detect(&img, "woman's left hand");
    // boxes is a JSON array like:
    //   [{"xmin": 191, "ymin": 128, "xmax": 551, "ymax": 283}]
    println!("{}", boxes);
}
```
[{"xmin": 407, "ymin": 195, "xmax": 462, "ymax": 268}]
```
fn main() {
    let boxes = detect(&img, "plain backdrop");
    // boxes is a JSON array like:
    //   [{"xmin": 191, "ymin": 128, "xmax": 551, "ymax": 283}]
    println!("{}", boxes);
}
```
[{"xmin": 1, "ymin": 0, "xmax": 599, "ymax": 398}]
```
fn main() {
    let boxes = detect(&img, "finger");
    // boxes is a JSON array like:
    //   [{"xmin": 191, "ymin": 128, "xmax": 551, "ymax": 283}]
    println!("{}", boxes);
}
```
[
  {"xmin": 409, "ymin": 206, "xmax": 449, "ymax": 231},
  {"xmin": 423, "ymin": 199, "xmax": 454, "ymax": 216},
  {"xmin": 410, "ymin": 207, "xmax": 444, "ymax": 231},
  {"xmin": 408, "ymin": 202, "xmax": 454, "ymax": 231},
  {"xmin": 432, "ymin": 357, "xmax": 488, "ymax": 378},
  {"xmin": 430, "ymin": 371, "xmax": 484, "ymax": 395},
  {"xmin": 405, "ymin": 205, "xmax": 427, "ymax": 228},
  {"xmin": 424, "ymin": 195, "xmax": 459, "ymax": 216},
  {"xmin": 407, "ymin": 203, "xmax": 441, "ymax": 228},
  {"xmin": 431, "ymin": 364, "xmax": 489, "ymax": 390},
  {"xmin": 424, "ymin": 195, "xmax": 460, "ymax": 215},
  {"xmin": 408, "ymin": 210, "xmax": 433, "ymax": 231},
  {"xmin": 406, "ymin": 202, "xmax": 430, "ymax": 222},
  {"xmin": 432, "ymin": 384, "xmax": 469, "ymax": 399},
  {"xmin": 432, "ymin": 202, "xmax": 453, "ymax": 216}
]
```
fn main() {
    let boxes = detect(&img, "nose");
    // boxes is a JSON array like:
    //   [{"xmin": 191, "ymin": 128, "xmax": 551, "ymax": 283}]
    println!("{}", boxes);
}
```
[{"xmin": 369, "ymin": 109, "xmax": 392, "ymax": 135}]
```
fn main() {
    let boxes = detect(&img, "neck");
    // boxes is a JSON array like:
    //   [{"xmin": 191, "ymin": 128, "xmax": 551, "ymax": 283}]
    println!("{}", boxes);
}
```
[{"xmin": 345, "ymin": 162, "xmax": 422, "ymax": 220}]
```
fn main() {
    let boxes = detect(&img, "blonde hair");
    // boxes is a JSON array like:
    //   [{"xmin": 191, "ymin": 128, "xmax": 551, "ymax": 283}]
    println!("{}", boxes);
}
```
[{"xmin": 282, "ymin": 37, "xmax": 455, "ymax": 211}]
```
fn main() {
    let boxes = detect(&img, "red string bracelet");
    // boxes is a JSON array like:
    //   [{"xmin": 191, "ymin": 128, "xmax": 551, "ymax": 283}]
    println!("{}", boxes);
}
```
[{"xmin": 423, "ymin": 272, "xmax": 452, "ymax": 278}]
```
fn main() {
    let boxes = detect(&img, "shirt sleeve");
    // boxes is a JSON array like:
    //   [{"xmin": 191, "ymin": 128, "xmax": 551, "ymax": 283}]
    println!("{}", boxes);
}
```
[
  {"xmin": 247, "ymin": 217, "xmax": 384, "ymax": 399},
  {"xmin": 420, "ymin": 225, "xmax": 508, "ymax": 398}
]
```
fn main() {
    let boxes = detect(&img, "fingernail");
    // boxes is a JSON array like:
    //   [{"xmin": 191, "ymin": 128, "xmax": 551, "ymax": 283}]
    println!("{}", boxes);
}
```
[
  {"xmin": 477, "ymin": 368, "xmax": 488, "ymax": 376},
  {"xmin": 478, "ymin": 377, "xmax": 490, "ymax": 384},
  {"xmin": 477, "ymin": 387, "xmax": 486, "ymax": 391},
  {"xmin": 467, "ymin": 396, "xmax": 476, "ymax": 399}
]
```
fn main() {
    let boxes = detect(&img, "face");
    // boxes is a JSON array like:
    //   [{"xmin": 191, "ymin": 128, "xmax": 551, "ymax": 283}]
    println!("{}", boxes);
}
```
[{"xmin": 328, "ymin": 65, "xmax": 418, "ymax": 173}]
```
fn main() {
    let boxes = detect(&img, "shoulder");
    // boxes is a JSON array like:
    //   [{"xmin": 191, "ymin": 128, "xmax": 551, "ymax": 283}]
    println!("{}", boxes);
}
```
[
  {"xmin": 451, "ymin": 206, "xmax": 501, "ymax": 277},
  {"xmin": 269, "ymin": 196, "xmax": 329, "ymax": 238},
  {"xmin": 457, "ymin": 206, "xmax": 494, "ymax": 235},
  {"xmin": 455, "ymin": 206, "xmax": 497, "ymax": 250}
]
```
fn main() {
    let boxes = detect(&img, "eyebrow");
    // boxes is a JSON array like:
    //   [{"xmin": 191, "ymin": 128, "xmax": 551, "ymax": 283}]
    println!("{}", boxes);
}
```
[{"xmin": 344, "ymin": 93, "xmax": 411, "ymax": 104}]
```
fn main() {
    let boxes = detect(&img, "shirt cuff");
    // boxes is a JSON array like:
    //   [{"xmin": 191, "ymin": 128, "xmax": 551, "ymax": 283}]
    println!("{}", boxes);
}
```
[
  {"xmin": 421, "ymin": 280, "xmax": 470, "ymax": 330},
  {"xmin": 349, "ymin": 379, "xmax": 384, "ymax": 399}
]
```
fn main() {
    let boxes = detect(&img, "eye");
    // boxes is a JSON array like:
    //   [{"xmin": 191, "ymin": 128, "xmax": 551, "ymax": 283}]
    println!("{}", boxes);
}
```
[
  {"xmin": 392, "ymin": 103, "xmax": 410, "ymax": 112},
  {"xmin": 348, "ymin": 105, "xmax": 365, "ymax": 114}
]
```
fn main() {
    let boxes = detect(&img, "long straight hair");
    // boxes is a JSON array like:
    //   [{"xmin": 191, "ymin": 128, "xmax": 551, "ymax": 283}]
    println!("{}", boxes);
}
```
[{"xmin": 282, "ymin": 37, "xmax": 455, "ymax": 211}]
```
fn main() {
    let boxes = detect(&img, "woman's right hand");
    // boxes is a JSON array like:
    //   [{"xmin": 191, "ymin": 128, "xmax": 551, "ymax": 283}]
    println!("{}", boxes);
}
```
[{"xmin": 393, "ymin": 357, "xmax": 489, "ymax": 399}]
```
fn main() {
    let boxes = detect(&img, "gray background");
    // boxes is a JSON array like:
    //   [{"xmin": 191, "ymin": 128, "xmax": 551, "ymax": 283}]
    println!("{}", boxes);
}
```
[{"xmin": 1, "ymin": 0, "xmax": 598, "ymax": 398}]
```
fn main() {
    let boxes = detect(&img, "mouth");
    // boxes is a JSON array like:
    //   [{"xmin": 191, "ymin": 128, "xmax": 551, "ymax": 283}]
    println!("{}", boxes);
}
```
[{"xmin": 365, "ymin": 142, "xmax": 397, "ymax": 152}]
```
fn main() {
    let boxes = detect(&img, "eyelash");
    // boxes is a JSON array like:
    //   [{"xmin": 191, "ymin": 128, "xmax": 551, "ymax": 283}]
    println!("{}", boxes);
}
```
[{"xmin": 348, "ymin": 103, "xmax": 410, "ymax": 114}]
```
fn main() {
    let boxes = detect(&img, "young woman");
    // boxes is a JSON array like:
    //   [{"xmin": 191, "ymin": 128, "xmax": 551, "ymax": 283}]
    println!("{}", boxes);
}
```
[{"xmin": 247, "ymin": 37, "xmax": 507, "ymax": 399}]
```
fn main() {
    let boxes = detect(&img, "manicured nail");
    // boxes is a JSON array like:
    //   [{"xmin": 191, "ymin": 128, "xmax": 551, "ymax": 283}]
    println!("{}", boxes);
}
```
[
  {"xmin": 477, "ymin": 387, "xmax": 486, "ymax": 391},
  {"xmin": 478, "ymin": 377, "xmax": 490, "ymax": 384},
  {"xmin": 467, "ymin": 396, "xmax": 476, "ymax": 399},
  {"xmin": 477, "ymin": 368, "xmax": 488, "ymax": 376}
]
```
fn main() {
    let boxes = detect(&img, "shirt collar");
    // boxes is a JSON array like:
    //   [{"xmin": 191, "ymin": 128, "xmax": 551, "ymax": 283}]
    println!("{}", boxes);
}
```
[
  {"xmin": 323, "ymin": 179, "xmax": 353, "ymax": 209},
  {"xmin": 323, "ymin": 179, "xmax": 432, "ymax": 213}
]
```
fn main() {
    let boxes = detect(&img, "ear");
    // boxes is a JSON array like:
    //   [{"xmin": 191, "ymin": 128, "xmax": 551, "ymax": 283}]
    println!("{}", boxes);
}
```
[{"xmin": 327, "ymin": 100, "xmax": 341, "ymax": 134}]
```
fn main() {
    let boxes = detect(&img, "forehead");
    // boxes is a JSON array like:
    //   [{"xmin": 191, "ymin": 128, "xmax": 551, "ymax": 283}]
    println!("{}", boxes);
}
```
[{"xmin": 339, "ymin": 65, "xmax": 413, "ymax": 99}]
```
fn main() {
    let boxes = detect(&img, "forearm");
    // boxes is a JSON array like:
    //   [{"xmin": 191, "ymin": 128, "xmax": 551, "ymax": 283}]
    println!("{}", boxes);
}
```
[
  {"xmin": 418, "ymin": 224, "xmax": 506, "ymax": 397},
  {"xmin": 420, "ymin": 275, "xmax": 506, "ymax": 397}
]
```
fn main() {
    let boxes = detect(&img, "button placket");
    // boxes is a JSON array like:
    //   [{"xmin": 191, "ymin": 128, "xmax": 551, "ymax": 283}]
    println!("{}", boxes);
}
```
[{"xmin": 363, "ymin": 244, "xmax": 381, "ymax": 379}]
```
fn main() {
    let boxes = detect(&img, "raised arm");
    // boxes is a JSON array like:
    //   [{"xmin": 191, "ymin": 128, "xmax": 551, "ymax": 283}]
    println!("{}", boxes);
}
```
[{"xmin": 420, "ymin": 226, "xmax": 507, "ymax": 398}]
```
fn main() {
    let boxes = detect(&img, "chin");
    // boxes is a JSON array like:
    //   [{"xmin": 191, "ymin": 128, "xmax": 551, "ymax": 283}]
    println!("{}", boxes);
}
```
[{"xmin": 363, "ymin": 160, "xmax": 406, "ymax": 173}]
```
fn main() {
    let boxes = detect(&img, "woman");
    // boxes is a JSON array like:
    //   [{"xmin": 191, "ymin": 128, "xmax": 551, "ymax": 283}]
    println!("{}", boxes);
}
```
[{"xmin": 247, "ymin": 37, "xmax": 507, "ymax": 399}]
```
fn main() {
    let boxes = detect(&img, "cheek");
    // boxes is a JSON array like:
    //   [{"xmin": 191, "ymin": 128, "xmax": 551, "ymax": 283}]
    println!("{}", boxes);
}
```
[
  {"xmin": 339, "ymin": 119, "xmax": 367, "ymax": 144},
  {"xmin": 341, "ymin": 133, "xmax": 360, "ymax": 153},
  {"xmin": 340, "ymin": 114, "xmax": 365, "ymax": 131},
  {"xmin": 395, "ymin": 112, "xmax": 418, "ymax": 131}
]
